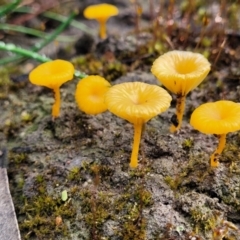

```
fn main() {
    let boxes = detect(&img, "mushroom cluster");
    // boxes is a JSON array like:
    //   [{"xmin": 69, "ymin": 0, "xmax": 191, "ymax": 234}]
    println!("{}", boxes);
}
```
[
  {"xmin": 151, "ymin": 50, "xmax": 211, "ymax": 132},
  {"xmin": 28, "ymin": 48, "xmax": 239, "ymax": 170}
]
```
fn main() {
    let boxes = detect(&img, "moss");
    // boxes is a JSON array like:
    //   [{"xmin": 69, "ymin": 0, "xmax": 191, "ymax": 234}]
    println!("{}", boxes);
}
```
[
  {"xmin": 113, "ymin": 183, "xmax": 153, "ymax": 239},
  {"xmin": 19, "ymin": 190, "xmax": 77, "ymax": 239},
  {"xmin": 67, "ymin": 166, "xmax": 81, "ymax": 181},
  {"xmin": 121, "ymin": 217, "xmax": 147, "ymax": 240},
  {"xmin": 2, "ymin": 119, "xmax": 24, "ymax": 140},
  {"xmin": 73, "ymin": 53, "xmax": 127, "ymax": 82},
  {"xmin": 103, "ymin": 60, "xmax": 127, "ymax": 81},
  {"xmin": 16, "ymin": 174, "xmax": 25, "ymax": 189},
  {"xmin": 9, "ymin": 152, "xmax": 29, "ymax": 164},
  {"xmin": 72, "ymin": 160, "xmax": 153, "ymax": 240},
  {"xmin": 221, "ymin": 194, "xmax": 240, "ymax": 212},
  {"xmin": 164, "ymin": 175, "xmax": 180, "ymax": 190},
  {"xmin": 12, "ymin": 173, "xmax": 77, "ymax": 239},
  {"xmin": 155, "ymin": 223, "xmax": 202, "ymax": 240},
  {"xmin": 222, "ymin": 143, "xmax": 240, "ymax": 166},
  {"xmin": 164, "ymin": 168, "xmax": 191, "ymax": 191},
  {"xmin": 182, "ymin": 138, "xmax": 194, "ymax": 151},
  {"xmin": 68, "ymin": 185, "xmax": 79, "ymax": 197},
  {"xmin": 20, "ymin": 213, "xmax": 69, "ymax": 239},
  {"xmin": 190, "ymin": 207, "xmax": 217, "ymax": 234},
  {"xmin": 35, "ymin": 174, "xmax": 44, "ymax": 183},
  {"xmin": 67, "ymin": 161, "xmax": 95, "ymax": 183},
  {"xmin": 110, "ymin": 162, "xmax": 153, "ymax": 239},
  {"xmin": 129, "ymin": 164, "xmax": 152, "ymax": 179},
  {"xmin": 79, "ymin": 189, "xmax": 113, "ymax": 238}
]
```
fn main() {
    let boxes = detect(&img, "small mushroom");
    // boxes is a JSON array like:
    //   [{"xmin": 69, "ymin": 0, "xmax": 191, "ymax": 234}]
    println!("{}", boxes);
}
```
[
  {"xmin": 105, "ymin": 82, "xmax": 172, "ymax": 168},
  {"xmin": 83, "ymin": 3, "xmax": 119, "ymax": 39},
  {"xmin": 29, "ymin": 60, "xmax": 74, "ymax": 119},
  {"xmin": 151, "ymin": 50, "xmax": 210, "ymax": 132},
  {"xmin": 75, "ymin": 75, "xmax": 111, "ymax": 115},
  {"xmin": 190, "ymin": 100, "xmax": 240, "ymax": 167}
]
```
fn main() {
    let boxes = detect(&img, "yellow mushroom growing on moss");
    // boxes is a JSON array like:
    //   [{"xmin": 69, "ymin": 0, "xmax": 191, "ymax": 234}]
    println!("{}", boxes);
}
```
[
  {"xmin": 190, "ymin": 100, "xmax": 240, "ymax": 167},
  {"xmin": 151, "ymin": 50, "xmax": 211, "ymax": 133},
  {"xmin": 105, "ymin": 82, "xmax": 172, "ymax": 168},
  {"xmin": 75, "ymin": 75, "xmax": 111, "ymax": 115},
  {"xmin": 29, "ymin": 60, "xmax": 74, "ymax": 119},
  {"xmin": 83, "ymin": 3, "xmax": 119, "ymax": 39}
]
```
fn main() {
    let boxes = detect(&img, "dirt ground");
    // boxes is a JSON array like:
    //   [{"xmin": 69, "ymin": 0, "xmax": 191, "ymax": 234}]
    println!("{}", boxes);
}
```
[{"xmin": 1, "ymin": 0, "xmax": 240, "ymax": 239}]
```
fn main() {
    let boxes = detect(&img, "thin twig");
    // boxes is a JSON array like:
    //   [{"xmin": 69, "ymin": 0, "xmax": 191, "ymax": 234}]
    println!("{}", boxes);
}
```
[{"xmin": 213, "ymin": 38, "xmax": 226, "ymax": 68}]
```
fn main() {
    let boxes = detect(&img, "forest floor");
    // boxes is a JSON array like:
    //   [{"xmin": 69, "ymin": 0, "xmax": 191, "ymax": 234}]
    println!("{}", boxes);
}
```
[{"xmin": 1, "ymin": 0, "xmax": 240, "ymax": 239}]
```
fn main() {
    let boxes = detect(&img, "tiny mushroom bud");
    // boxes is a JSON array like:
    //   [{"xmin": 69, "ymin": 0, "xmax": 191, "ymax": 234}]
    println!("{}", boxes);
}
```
[
  {"xmin": 105, "ymin": 82, "xmax": 172, "ymax": 168},
  {"xmin": 151, "ymin": 50, "xmax": 211, "ymax": 132},
  {"xmin": 190, "ymin": 100, "xmax": 240, "ymax": 167},
  {"xmin": 55, "ymin": 216, "xmax": 62, "ymax": 226},
  {"xmin": 83, "ymin": 3, "xmax": 119, "ymax": 39},
  {"xmin": 29, "ymin": 60, "xmax": 74, "ymax": 119},
  {"xmin": 75, "ymin": 75, "xmax": 111, "ymax": 115}
]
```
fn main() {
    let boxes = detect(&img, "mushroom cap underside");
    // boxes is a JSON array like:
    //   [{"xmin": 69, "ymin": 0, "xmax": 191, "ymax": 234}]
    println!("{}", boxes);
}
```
[
  {"xmin": 29, "ymin": 60, "xmax": 75, "ymax": 88},
  {"xmin": 105, "ymin": 81, "xmax": 172, "ymax": 123},
  {"xmin": 190, "ymin": 100, "xmax": 240, "ymax": 134},
  {"xmin": 151, "ymin": 50, "xmax": 211, "ymax": 96}
]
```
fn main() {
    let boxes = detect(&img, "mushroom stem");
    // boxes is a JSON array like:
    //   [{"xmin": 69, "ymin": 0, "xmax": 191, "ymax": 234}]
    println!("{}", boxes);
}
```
[
  {"xmin": 98, "ymin": 18, "xmax": 107, "ymax": 39},
  {"xmin": 130, "ymin": 121, "xmax": 144, "ymax": 168},
  {"xmin": 52, "ymin": 87, "xmax": 61, "ymax": 118},
  {"xmin": 170, "ymin": 95, "xmax": 186, "ymax": 133},
  {"xmin": 210, "ymin": 134, "xmax": 226, "ymax": 167}
]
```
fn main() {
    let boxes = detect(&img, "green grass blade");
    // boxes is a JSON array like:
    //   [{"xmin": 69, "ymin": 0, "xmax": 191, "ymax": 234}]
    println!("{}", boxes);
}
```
[
  {"xmin": 42, "ymin": 11, "xmax": 95, "ymax": 35},
  {"xmin": 0, "ymin": 11, "xmax": 77, "ymax": 65},
  {"xmin": 12, "ymin": 6, "xmax": 95, "ymax": 35},
  {"xmin": 0, "ymin": 41, "xmax": 51, "ymax": 62},
  {"xmin": 0, "ymin": 0, "xmax": 21, "ymax": 18},
  {"xmin": 0, "ymin": 23, "xmax": 77, "ymax": 42}
]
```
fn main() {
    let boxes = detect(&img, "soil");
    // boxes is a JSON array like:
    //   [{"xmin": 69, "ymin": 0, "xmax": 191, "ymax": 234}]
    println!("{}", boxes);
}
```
[{"xmin": 1, "ymin": 0, "xmax": 240, "ymax": 239}]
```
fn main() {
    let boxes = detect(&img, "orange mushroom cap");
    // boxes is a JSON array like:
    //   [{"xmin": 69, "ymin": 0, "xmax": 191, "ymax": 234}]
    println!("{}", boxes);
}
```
[
  {"xmin": 29, "ymin": 60, "xmax": 74, "ymax": 89},
  {"xmin": 75, "ymin": 75, "xmax": 111, "ymax": 115},
  {"xmin": 83, "ymin": 3, "xmax": 119, "ymax": 39},
  {"xmin": 151, "ymin": 50, "xmax": 211, "ymax": 96},
  {"xmin": 83, "ymin": 3, "xmax": 119, "ymax": 21},
  {"xmin": 190, "ymin": 100, "xmax": 240, "ymax": 135},
  {"xmin": 105, "ymin": 82, "xmax": 172, "ymax": 123}
]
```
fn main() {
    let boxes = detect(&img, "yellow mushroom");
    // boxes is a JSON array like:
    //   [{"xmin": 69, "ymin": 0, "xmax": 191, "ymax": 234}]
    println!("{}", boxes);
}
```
[
  {"xmin": 75, "ymin": 75, "xmax": 111, "ymax": 115},
  {"xmin": 83, "ymin": 3, "xmax": 119, "ymax": 39},
  {"xmin": 29, "ymin": 60, "xmax": 74, "ymax": 119},
  {"xmin": 190, "ymin": 100, "xmax": 240, "ymax": 167},
  {"xmin": 105, "ymin": 82, "xmax": 172, "ymax": 168},
  {"xmin": 151, "ymin": 50, "xmax": 211, "ymax": 133}
]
